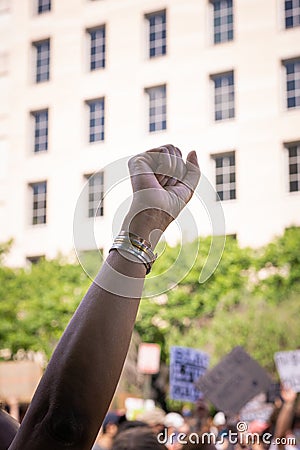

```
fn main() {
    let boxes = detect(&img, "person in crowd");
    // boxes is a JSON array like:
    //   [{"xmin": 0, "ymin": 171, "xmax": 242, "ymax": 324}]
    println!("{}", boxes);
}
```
[
  {"xmin": 273, "ymin": 386, "xmax": 299, "ymax": 450},
  {"xmin": 137, "ymin": 407, "xmax": 166, "ymax": 436},
  {"xmin": 112, "ymin": 426, "xmax": 168, "ymax": 450},
  {"xmin": 116, "ymin": 419, "xmax": 149, "ymax": 435},
  {"xmin": 0, "ymin": 145, "xmax": 200, "ymax": 450},
  {"xmin": 93, "ymin": 412, "xmax": 122, "ymax": 450},
  {"xmin": 163, "ymin": 412, "xmax": 186, "ymax": 450}
]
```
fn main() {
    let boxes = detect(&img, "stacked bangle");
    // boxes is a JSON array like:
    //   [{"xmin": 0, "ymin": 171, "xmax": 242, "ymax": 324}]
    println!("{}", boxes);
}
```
[{"xmin": 109, "ymin": 231, "xmax": 157, "ymax": 275}]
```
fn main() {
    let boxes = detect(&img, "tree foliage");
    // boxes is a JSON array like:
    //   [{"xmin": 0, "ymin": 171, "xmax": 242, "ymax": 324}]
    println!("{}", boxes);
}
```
[
  {"xmin": 0, "ymin": 256, "xmax": 90, "ymax": 359},
  {"xmin": 136, "ymin": 227, "xmax": 300, "ymax": 373},
  {"xmin": 0, "ymin": 226, "xmax": 299, "ymax": 375}
]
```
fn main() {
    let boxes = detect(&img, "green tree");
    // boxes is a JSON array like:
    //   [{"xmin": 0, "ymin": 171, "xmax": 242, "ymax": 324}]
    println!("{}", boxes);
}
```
[
  {"xmin": 0, "ymin": 255, "xmax": 90, "ymax": 359},
  {"xmin": 136, "ymin": 228, "xmax": 300, "ymax": 372}
]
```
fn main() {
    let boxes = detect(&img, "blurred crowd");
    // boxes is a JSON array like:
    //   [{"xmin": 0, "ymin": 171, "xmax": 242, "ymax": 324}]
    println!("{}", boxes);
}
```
[{"xmin": 92, "ymin": 386, "xmax": 300, "ymax": 450}]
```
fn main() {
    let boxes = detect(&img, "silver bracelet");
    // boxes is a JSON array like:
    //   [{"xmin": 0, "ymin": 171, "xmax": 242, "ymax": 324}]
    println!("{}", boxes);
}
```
[{"xmin": 109, "ymin": 232, "xmax": 157, "ymax": 274}]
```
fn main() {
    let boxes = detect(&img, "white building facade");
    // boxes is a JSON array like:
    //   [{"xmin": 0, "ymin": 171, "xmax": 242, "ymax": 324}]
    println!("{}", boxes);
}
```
[{"xmin": 0, "ymin": 0, "xmax": 300, "ymax": 266}]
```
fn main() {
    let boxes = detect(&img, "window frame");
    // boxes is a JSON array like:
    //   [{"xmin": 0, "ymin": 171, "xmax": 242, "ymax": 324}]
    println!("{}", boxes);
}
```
[
  {"xmin": 36, "ymin": 0, "xmax": 51, "ymax": 15},
  {"xmin": 31, "ymin": 109, "xmax": 49, "ymax": 153},
  {"xmin": 32, "ymin": 38, "xmax": 50, "ymax": 83},
  {"xmin": 211, "ymin": 151, "xmax": 237, "ymax": 201},
  {"xmin": 145, "ymin": 9, "xmax": 167, "ymax": 59},
  {"xmin": 145, "ymin": 84, "xmax": 167, "ymax": 133},
  {"xmin": 210, "ymin": 0, "xmax": 234, "ymax": 45},
  {"xmin": 26, "ymin": 255, "xmax": 45, "ymax": 265},
  {"xmin": 29, "ymin": 180, "xmax": 47, "ymax": 226},
  {"xmin": 210, "ymin": 70, "xmax": 235, "ymax": 122},
  {"xmin": 86, "ymin": 98, "xmax": 105, "ymax": 143},
  {"xmin": 282, "ymin": 57, "xmax": 300, "ymax": 110},
  {"xmin": 285, "ymin": 141, "xmax": 300, "ymax": 193},
  {"xmin": 284, "ymin": 0, "xmax": 300, "ymax": 29},
  {"xmin": 87, "ymin": 24, "xmax": 106, "ymax": 71},
  {"xmin": 84, "ymin": 172, "xmax": 105, "ymax": 218}
]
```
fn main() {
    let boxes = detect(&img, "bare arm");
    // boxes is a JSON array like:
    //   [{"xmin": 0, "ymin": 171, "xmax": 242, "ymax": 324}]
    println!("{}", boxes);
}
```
[
  {"xmin": 8, "ymin": 145, "xmax": 200, "ymax": 450},
  {"xmin": 275, "ymin": 387, "xmax": 297, "ymax": 450},
  {"xmin": 0, "ymin": 410, "xmax": 19, "ymax": 450}
]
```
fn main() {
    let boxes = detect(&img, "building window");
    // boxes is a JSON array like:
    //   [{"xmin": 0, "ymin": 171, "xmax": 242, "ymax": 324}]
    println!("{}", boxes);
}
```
[
  {"xmin": 85, "ymin": 172, "xmax": 104, "ymax": 217},
  {"xmin": 285, "ymin": 0, "xmax": 300, "ymax": 29},
  {"xmin": 87, "ymin": 98, "xmax": 105, "ymax": 142},
  {"xmin": 31, "ymin": 110, "xmax": 48, "ymax": 153},
  {"xmin": 37, "ymin": 0, "xmax": 51, "ymax": 14},
  {"xmin": 212, "ymin": 152, "xmax": 236, "ymax": 200},
  {"xmin": 286, "ymin": 142, "xmax": 300, "ymax": 192},
  {"xmin": 146, "ymin": 10, "xmax": 166, "ymax": 58},
  {"xmin": 88, "ymin": 25, "xmax": 106, "ymax": 71},
  {"xmin": 211, "ymin": 71, "xmax": 235, "ymax": 121},
  {"xmin": 33, "ymin": 39, "xmax": 50, "ymax": 83},
  {"xmin": 30, "ymin": 181, "xmax": 47, "ymax": 225},
  {"xmin": 211, "ymin": 0, "xmax": 234, "ymax": 44},
  {"xmin": 283, "ymin": 59, "xmax": 300, "ymax": 109},
  {"xmin": 145, "ymin": 85, "xmax": 167, "ymax": 132},
  {"xmin": 26, "ymin": 255, "xmax": 44, "ymax": 264}
]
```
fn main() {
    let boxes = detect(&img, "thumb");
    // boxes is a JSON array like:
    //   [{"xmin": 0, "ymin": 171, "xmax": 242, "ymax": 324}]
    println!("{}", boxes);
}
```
[{"xmin": 182, "ymin": 151, "xmax": 201, "ymax": 191}]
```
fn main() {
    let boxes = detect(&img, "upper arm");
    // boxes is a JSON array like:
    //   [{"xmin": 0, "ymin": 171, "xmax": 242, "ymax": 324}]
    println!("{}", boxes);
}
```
[
  {"xmin": 8, "ymin": 401, "xmax": 98, "ymax": 450},
  {"xmin": 0, "ymin": 409, "xmax": 19, "ymax": 450}
]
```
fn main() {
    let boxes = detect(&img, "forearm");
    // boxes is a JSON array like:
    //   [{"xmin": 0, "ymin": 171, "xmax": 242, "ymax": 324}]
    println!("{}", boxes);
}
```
[
  {"xmin": 8, "ymin": 145, "xmax": 200, "ymax": 450},
  {"xmin": 275, "ymin": 401, "xmax": 295, "ymax": 439},
  {"xmin": 9, "ymin": 251, "xmax": 146, "ymax": 450}
]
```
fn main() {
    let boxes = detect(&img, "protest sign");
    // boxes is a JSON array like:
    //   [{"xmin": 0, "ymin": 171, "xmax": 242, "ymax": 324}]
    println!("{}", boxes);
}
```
[
  {"xmin": 137, "ymin": 343, "xmax": 161, "ymax": 375},
  {"xmin": 196, "ymin": 346, "xmax": 271, "ymax": 415},
  {"xmin": 0, "ymin": 361, "xmax": 42, "ymax": 403},
  {"xmin": 170, "ymin": 346, "xmax": 209, "ymax": 403},
  {"xmin": 274, "ymin": 350, "xmax": 300, "ymax": 392},
  {"xmin": 239, "ymin": 393, "xmax": 274, "ymax": 423}
]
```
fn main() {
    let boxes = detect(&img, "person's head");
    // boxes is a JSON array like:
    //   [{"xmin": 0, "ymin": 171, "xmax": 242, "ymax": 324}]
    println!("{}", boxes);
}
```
[
  {"xmin": 102, "ymin": 412, "xmax": 121, "ymax": 437},
  {"xmin": 213, "ymin": 412, "xmax": 226, "ymax": 430},
  {"xmin": 112, "ymin": 427, "xmax": 167, "ymax": 450},
  {"xmin": 183, "ymin": 442, "xmax": 217, "ymax": 450},
  {"xmin": 116, "ymin": 420, "xmax": 149, "ymax": 435},
  {"xmin": 137, "ymin": 407, "xmax": 166, "ymax": 434}
]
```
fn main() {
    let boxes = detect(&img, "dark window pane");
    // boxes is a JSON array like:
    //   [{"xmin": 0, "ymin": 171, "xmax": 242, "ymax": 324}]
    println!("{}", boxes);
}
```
[{"xmin": 290, "ymin": 181, "xmax": 299, "ymax": 191}]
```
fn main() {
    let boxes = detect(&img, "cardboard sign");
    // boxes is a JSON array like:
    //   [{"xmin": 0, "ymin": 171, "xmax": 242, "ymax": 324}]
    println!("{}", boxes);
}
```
[
  {"xmin": 239, "ymin": 393, "xmax": 274, "ymax": 423},
  {"xmin": 137, "ymin": 343, "xmax": 161, "ymax": 374},
  {"xmin": 0, "ymin": 361, "xmax": 42, "ymax": 402},
  {"xmin": 170, "ymin": 346, "xmax": 209, "ymax": 403},
  {"xmin": 274, "ymin": 350, "xmax": 300, "ymax": 392},
  {"xmin": 196, "ymin": 346, "xmax": 271, "ymax": 415}
]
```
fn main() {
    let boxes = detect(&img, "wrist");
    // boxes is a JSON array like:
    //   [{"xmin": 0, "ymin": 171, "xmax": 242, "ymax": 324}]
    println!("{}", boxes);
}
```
[
  {"xmin": 122, "ymin": 208, "xmax": 172, "ymax": 248},
  {"xmin": 110, "ymin": 231, "xmax": 157, "ymax": 275},
  {"xmin": 283, "ymin": 401, "xmax": 295, "ymax": 407}
]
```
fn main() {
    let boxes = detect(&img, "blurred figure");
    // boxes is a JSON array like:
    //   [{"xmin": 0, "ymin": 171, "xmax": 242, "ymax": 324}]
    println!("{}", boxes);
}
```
[
  {"xmin": 273, "ymin": 386, "xmax": 299, "ymax": 450},
  {"xmin": 137, "ymin": 407, "xmax": 166, "ymax": 435},
  {"xmin": 163, "ymin": 412, "xmax": 185, "ymax": 450},
  {"xmin": 211, "ymin": 412, "xmax": 228, "ymax": 450},
  {"xmin": 93, "ymin": 412, "xmax": 121, "ymax": 450},
  {"xmin": 112, "ymin": 426, "xmax": 167, "ymax": 450}
]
